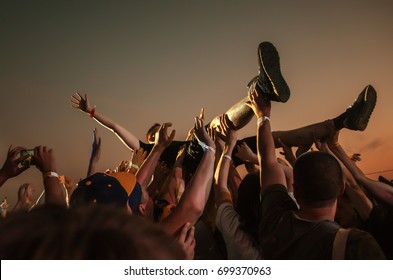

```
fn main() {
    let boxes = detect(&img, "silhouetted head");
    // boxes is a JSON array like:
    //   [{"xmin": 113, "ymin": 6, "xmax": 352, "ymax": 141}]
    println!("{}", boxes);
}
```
[
  {"xmin": 236, "ymin": 172, "xmax": 261, "ymax": 242},
  {"xmin": 146, "ymin": 123, "xmax": 161, "ymax": 143},
  {"xmin": 293, "ymin": 151, "xmax": 344, "ymax": 208},
  {"xmin": 0, "ymin": 205, "xmax": 185, "ymax": 259}
]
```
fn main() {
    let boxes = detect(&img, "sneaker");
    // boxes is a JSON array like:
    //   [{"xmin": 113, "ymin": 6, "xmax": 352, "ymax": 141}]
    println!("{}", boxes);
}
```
[
  {"xmin": 343, "ymin": 85, "xmax": 377, "ymax": 131},
  {"xmin": 255, "ymin": 41, "xmax": 290, "ymax": 103}
]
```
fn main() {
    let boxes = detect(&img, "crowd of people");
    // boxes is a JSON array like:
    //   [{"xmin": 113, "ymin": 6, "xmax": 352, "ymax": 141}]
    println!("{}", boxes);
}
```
[{"xmin": 0, "ymin": 42, "xmax": 392, "ymax": 260}]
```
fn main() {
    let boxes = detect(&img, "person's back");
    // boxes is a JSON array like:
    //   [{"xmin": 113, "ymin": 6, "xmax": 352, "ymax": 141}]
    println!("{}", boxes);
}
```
[
  {"xmin": 245, "ymin": 84, "xmax": 385, "ymax": 260},
  {"xmin": 259, "ymin": 151, "xmax": 385, "ymax": 259}
]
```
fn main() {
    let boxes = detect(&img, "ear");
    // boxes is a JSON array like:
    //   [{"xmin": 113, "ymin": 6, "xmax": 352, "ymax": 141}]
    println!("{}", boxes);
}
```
[
  {"xmin": 339, "ymin": 181, "xmax": 346, "ymax": 196},
  {"xmin": 126, "ymin": 202, "xmax": 133, "ymax": 215},
  {"xmin": 138, "ymin": 203, "xmax": 146, "ymax": 216}
]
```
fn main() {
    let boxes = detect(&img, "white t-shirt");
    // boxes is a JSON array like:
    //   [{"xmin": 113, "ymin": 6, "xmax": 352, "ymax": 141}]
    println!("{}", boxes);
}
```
[{"xmin": 216, "ymin": 202, "xmax": 262, "ymax": 259}]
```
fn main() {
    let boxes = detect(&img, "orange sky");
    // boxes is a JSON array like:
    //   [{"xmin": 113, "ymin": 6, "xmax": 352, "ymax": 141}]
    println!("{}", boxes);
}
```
[{"xmin": 1, "ymin": 1, "xmax": 393, "ymax": 207}]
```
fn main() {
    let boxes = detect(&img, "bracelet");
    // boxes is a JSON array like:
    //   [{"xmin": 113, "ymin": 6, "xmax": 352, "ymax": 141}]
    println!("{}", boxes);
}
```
[
  {"xmin": 130, "ymin": 163, "xmax": 140, "ymax": 170},
  {"xmin": 89, "ymin": 106, "xmax": 96, "ymax": 118},
  {"xmin": 43, "ymin": 171, "xmax": 60, "ymax": 180},
  {"xmin": 257, "ymin": 116, "xmax": 270, "ymax": 125},
  {"xmin": 196, "ymin": 138, "xmax": 216, "ymax": 154},
  {"xmin": 221, "ymin": 154, "xmax": 232, "ymax": 161}
]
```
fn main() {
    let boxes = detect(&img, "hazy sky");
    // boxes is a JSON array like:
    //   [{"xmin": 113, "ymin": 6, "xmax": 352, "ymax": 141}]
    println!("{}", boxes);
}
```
[{"xmin": 1, "ymin": 0, "xmax": 393, "ymax": 207}]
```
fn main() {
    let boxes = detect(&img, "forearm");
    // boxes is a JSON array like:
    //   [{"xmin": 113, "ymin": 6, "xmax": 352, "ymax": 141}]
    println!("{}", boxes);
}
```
[
  {"xmin": 361, "ymin": 177, "xmax": 393, "ymax": 206},
  {"xmin": 329, "ymin": 144, "xmax": 365, "ymax": 182},
  {"xmin": 44, "ymin": 177, "xmax": 67, "ymax": 206},
  {"xmin": 87, "ymin": 159, "xmax": 97, "ymax": 177},
  {"xmin": 92, "ymin": 111, "xmax": 140, "ymax": 150},
  {"xmin": 136, "ymin": 145, "xmax": 164, "ymax": 189},
  {"xmin": 330, "ymin": 144, "xmax": 393, "ymax": 206},
  {"xmin": 214, "ymin": 145, "xmax": 235, "ymax": 205},
  {"xmin": 258, "ymin": 121, "xmax": 286, "ymax": 188},
  {"xmin": 158, "ymin": 169, "xmax": 179, "ymax": 205},
  {"xmin": 178, "ymin": 151, "xmax": 215, "ymax": 219},
  {"xmin": 344, "ymin": 181, "xmax": 372, "ymax": 220},
  {"xmin": 12, "ymin": 201, "xmax": 31, "ymax": 212}
]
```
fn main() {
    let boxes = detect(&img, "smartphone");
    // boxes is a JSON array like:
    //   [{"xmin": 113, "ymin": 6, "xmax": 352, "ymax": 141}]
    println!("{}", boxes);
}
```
[{"xmin": 20, "ymin": 149, "xmax": 35, "ymax": 167}]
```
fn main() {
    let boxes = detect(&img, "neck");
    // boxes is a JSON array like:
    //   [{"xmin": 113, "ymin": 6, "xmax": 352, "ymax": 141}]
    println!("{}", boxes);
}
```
[{"xmin": 297, "ymin": 201, "xmax": 337, "ymax": 221}]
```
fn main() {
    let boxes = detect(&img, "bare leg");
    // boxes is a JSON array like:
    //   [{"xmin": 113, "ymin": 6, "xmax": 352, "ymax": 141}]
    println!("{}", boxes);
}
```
[
  {"xmin": 272, "ymin": 120, "xmax": 337, "ymax": 149},
  {"xmin": 209, "ymin": 97, "xmax": 254, "ymax": 131}
]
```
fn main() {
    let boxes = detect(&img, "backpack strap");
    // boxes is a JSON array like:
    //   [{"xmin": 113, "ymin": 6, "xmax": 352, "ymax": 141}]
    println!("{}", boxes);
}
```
[{"xmin": 332, "ymin": 228, "xmax": 351, "ymax": 259}]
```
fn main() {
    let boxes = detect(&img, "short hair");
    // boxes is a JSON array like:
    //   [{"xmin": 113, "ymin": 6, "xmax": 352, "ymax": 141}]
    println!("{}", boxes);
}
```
[
  {"xmin": 146, "ymin": 123, "xmax": 160, "ymax": 141},
  {"xmin": 293, "ymin": 151, "xmax": 343, "ymax": 207}
]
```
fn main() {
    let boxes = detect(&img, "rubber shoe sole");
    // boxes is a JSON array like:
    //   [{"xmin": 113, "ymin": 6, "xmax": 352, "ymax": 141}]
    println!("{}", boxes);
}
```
[
  {"xmin": 344, "ymin": 85, "xmax": 377, "ymax": 131},
  {"xmin": 257, "ymin": 42, "xmax": 290, "ymax": 103}
]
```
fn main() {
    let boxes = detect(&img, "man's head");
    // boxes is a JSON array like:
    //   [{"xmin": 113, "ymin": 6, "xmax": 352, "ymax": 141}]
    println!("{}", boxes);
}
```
[
  {"xmin": 0, "ymin": 205, "xmax": 186, "ymax": 259},
  {"xmin": 146, "ymin": 123, "xmax": 161, "ymax": 144},
  {"xmin": 70, "ymin": 172, "xmax": 142, "ymax": 214},
  {"xmin": 236, "ymin": 172, "xmax": 261, "ymax": 241},
  {"xmin": 293, "ymin": 151, "xmax": 344, "ymax": 208}
]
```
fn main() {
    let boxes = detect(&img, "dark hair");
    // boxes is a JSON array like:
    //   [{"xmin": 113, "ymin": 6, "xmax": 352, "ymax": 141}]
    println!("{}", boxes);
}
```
[
  {"xmin": 146, "ymin": 123, "xmax": 160, "ymax": 142},
  {"xmin": 293, "ymin": 151, "xmax": 343, "ymax": 207},
  {"xmin": 236, "ymin": 172, "xmax": 261, "ymax": 244},
  {"xmin": 0, "ymin": 205, "xmax": 185, "ymax": 259}
]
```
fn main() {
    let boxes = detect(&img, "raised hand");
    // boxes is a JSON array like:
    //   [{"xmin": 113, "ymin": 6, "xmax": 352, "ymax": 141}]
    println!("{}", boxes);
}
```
[
  {"xmin": 175, "ymin": 222, "xmax": 196, "ymax": 260},
  {"xmin": 71, "ymin": 92, "xmax": 92, "ymax": 114},
  {"xmin": 91, "ymin": 128, "xmax": 101, "ymax": 163},
  {"xmin": 131, "ymin": 148, "xmax": 147, "ymax": 168},
  {"xmin": 246, "ymin": 82, "xmax": 271, "ymax": 118},
  {"xmin": 115, "ymin": 160, "xmax": 131, "ymax": 172},
  {"xmin": 194, "ymin": 109, "xmax": 215, "ymax": 150},
  {"xmin": 235, "ymin": 142, "xmax": 257, "ymax": 163},
  {"xmin": 155, "ymin": 122, "xmax": 176, "ymax": 149},
  {"xmin": 278, "ymin": 138, "xmax": 296, "ymax": 167},
  {"xmin": 219, "ymin": 114, "xmax": 237, "ymax": 146},
  {"xmin": 33, "ymin": 146, "xmax": 57, "ymax": 174},
  {"xmin": 17, "ymin": 183, "xmax": 35, "ymax": 204},
  {"xmin": 0, "ymin": 146, "xmax": 30, "ymax": 182},
  {"xmin": 350, "ymin": 153, "xmax": 362, "ymax": 162}
]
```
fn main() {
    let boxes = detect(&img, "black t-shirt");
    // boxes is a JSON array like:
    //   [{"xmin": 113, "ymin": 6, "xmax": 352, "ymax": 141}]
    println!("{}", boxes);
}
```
[
  {"xmin": 259, "ymin": 185, "xmax": 386, "ymax": 259},
  {"xmin": 139, "ymin": 140, "xmax": 189, "ymax": 168},
  {"xmin": 362, "ymin": 202, "xmax": 393, "ymax": 259}
]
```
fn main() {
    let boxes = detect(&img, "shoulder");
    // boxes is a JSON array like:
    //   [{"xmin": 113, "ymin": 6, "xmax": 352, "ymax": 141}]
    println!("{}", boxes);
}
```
[
  {"xmin": 260, "ymin": 184, "xmax": 297, "ymax": 212},
  {"xmin": 346, "ymin": 228, "xmax": 386, "ymax": 259}
]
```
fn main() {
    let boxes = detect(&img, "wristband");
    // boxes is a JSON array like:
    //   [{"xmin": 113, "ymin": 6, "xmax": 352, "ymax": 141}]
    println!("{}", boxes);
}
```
[
  {"xmin": 43, "ymin": 171, "xmax": 60, "ymax": 180},
  {"xmin": 89, "ymin": 106, "xmax": 96, "ymax": 118},
  {"xmin": 257, "ymin": 116, "xmax": 270, "ymax": 125},
  {"xmin": 221, "ymin": 154, "xmax": 232, "ymax": 161},
  {"xmin": 130, "ymin": 163, "xmax": 140, "ymax": 170},
  {"xmin": 196, "ymin": 138, "xmax": 216, "ymax": 154}
]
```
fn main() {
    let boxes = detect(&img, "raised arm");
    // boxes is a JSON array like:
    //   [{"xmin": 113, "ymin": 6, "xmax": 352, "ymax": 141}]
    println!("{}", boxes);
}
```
[
  {"xmin": 136, "ymin": 122, "xmax": 175, "ymax": 190},
  {"xmin": 71, "ymin": 92, "xmax": 140, "ymax": 150},
  {"xmin": 328, "ymin": 132, "xmax": 393, "ymax": 206},
  {"xmin": 161, "ymin": 114, "xmax": 215, "ymax": 236},
  {"xmin": 33, "ymin": 146, "xmax": 67, "ymax": 207},
  {"xmin": 247, "ymin": 84, "xmax": 286, "ymax": 189},
  {"xmin": 12, "ymin": 183, "xmax": 35, "ymax": 212},
  {"xmin": 0, "ymin": 146, "xmax": 30, "ymax": 187},
  {"xmin": 87, "ymin": 128, "xmax": 101, "ymax": 177},
  {"xmin": 214, "ymin": 116, "xmax": 238, "ymax": 206},
  {"xmin": 315, "ymin": 137, "xmax": 372, "ymax": 220}
]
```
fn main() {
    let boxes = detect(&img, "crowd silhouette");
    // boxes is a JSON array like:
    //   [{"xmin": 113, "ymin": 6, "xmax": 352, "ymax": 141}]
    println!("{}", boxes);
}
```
[{"xmin": 0, "ymin": 42, "xmax": 391, "ymax": 260}]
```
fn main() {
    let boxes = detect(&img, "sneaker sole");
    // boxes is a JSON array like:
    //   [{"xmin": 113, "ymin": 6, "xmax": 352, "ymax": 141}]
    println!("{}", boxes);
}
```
[
  {"xmin": 355, "ymin": 85, "xmax": 377, "ymax": 131},
  {"xmin": 258, "ymin": 42, "xmax": 290, "ymax": 103}
]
